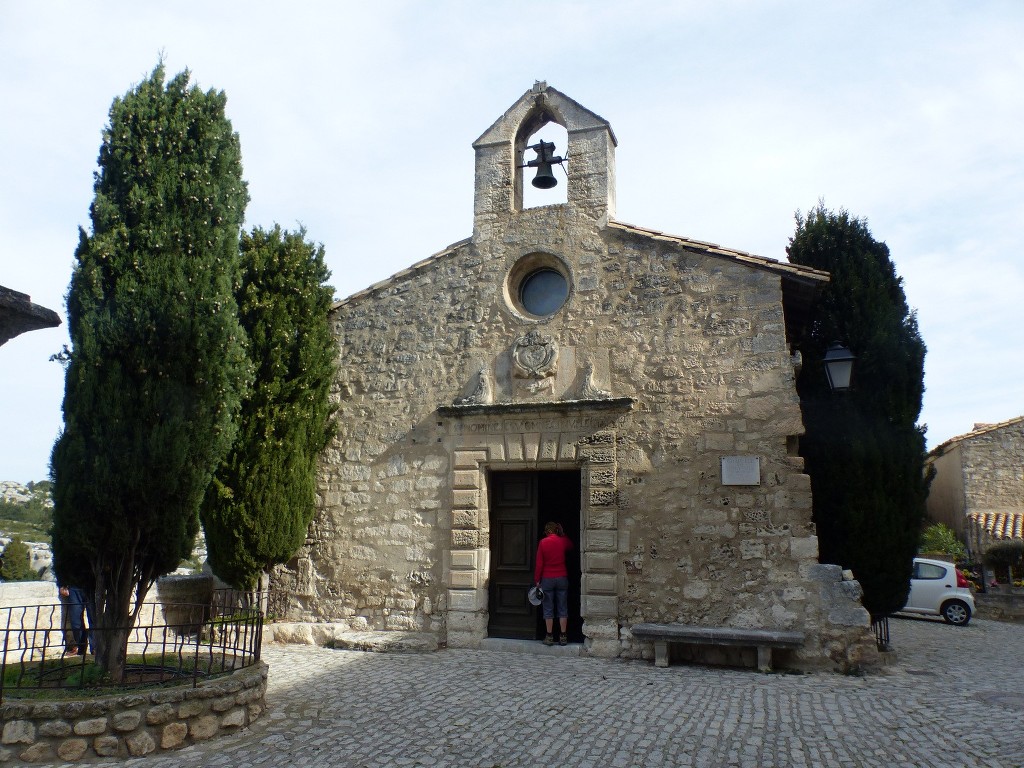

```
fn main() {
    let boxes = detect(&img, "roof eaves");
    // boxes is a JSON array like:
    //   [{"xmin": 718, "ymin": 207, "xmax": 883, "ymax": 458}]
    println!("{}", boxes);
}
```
[
  {"xmin": 331, "ymin": 238, "xmax": 472, "ymax": 310},
  {"xmin": 604, "ymin": 220, "xmax": 829, "ymax": 284}
]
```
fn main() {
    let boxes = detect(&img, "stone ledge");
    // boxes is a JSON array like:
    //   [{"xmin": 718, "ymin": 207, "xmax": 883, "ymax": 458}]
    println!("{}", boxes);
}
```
[
  {"xmin": 438, "ymin": 397, "xmax": 634, "ymax": 418},
  {"xmin": 264, "ymin": 623, "xmax": 440, "ymax": 653},
  {"xmin": 328, "ymin": 631, "xmax": 440, "ymax": 653}
]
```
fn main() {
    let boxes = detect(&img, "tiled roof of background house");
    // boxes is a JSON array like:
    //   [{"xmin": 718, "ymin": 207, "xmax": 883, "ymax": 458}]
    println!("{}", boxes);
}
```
[
  {"xmin": 930, "ymin": 415, "xmax": 1024, "ymax": 457},
  {"xmin": 968, "ymin": 509, "xmax": 1024, "ymax": 542}
]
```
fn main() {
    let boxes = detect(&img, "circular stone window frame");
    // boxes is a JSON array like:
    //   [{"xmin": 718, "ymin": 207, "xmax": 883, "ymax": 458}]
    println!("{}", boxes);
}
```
[{"xmin": 503, "ymin": 252, "xmax": 573, "ymax": 321}]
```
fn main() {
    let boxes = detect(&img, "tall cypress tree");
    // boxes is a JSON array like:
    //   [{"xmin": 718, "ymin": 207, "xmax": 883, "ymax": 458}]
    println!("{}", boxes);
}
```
[
  {"xmin": 788, "ymin": 203, "xmax": 929, "ymax": 617},
  {"xmin": 50, "ymin": 64, "xmax": 249, "ymax": 678},
  {"xmin": 200, "ymin": 226, "xmax": 336, "ymax": 590}
]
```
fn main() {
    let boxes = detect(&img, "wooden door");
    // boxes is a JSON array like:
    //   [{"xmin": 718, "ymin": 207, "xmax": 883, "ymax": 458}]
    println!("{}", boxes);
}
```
[{"xmin": 488, "ymin": 473, "xmax": 538, "ymax": 639}]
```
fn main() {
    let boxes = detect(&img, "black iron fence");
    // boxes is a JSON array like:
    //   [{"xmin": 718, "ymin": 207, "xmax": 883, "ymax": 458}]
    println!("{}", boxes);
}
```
[
  {"xmin": 870, "ymin": 614, "xmax": 890, "ymax": 651},
  {"xmin": 0, "ymin": 589, "xmax": 263, "ymax": 703}
]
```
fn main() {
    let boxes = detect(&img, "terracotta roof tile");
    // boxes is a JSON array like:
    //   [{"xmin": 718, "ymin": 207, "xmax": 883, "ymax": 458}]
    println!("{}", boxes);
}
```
[{"xmin": 968, "ymin": 509, "xmax": 1024, "ymax": 542}]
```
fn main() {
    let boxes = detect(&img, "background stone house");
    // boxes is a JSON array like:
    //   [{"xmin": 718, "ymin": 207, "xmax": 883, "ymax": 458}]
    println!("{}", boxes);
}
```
[
  {"xmin": 273, "ymin": 83, "xmax": 874, "ymax": 669},
  {"xmin": 926, "ymin": 416, "xmax": 1024, "ymax": 572}
]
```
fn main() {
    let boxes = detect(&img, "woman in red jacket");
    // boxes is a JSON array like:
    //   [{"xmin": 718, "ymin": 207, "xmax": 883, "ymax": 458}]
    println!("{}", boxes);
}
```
[{"xmin": 534, "ymin": 521, "xmax": 573, "ymax": 645}]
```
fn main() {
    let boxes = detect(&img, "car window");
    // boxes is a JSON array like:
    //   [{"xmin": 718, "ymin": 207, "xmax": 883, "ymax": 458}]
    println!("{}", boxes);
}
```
[{"xmin": 914, "ymin": 562, "xmax": 947, "ymax": 580}]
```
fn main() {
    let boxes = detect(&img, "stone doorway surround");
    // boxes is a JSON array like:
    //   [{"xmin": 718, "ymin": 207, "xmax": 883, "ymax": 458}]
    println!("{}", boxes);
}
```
[{"xmin": 437, "ymin": 399, "xmax": 633, "ymax": 655}]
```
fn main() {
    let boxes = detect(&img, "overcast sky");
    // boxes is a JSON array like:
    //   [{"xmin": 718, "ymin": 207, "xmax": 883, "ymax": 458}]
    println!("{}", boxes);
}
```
[{"xmin": 1, "ymin": 1, "xmax": 1021, "ymax": 483}]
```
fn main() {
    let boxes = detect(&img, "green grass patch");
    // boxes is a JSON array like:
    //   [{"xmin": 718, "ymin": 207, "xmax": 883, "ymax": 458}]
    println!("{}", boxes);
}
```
[
  {"xmin": 0, "ymin": 518, "xmax": 50, "ymax": 543},
  {"xmin": 1, "ymin": 652, "xmax": 242, "ymax": 700}
]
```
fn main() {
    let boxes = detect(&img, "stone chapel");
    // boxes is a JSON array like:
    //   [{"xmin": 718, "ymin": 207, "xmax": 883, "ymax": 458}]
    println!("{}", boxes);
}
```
[{"xmin": 273, "ymin": 83, "xmax": 876, "ymax": 670}]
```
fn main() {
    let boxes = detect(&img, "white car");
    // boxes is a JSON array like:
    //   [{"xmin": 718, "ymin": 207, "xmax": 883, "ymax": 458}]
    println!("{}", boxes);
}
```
[{"xmin": 902, "ymin": 556, "xmax": 975, "ymax": 626}]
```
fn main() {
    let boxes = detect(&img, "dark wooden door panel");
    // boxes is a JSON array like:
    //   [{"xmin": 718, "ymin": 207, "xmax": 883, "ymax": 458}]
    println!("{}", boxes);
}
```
[
  {"xmin": 495, "ymin": 519, "xmax": 531, "ymax": 569},
  {"xmin": 488, "ymin": 473, "xmax": 538, "ymax": 639}
]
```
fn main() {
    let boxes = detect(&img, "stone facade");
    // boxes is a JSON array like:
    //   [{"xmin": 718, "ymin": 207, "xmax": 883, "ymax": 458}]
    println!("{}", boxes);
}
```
[
  {"xmin": 926, "ymin": 415, "xmax": 1024, "ymax": 559},
  {"xmin": 0, "ymin": 662, "xmax": 267, "ymax": 763},
  {"xmin": 273, "ymin": 83, "xmax": 875, "ymax": 670}
]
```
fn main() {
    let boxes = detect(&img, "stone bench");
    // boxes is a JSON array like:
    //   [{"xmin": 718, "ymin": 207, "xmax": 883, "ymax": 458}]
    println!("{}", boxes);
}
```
[{"xmin": 631, "ymin": 623, "xmax": 805, "ymax": 672}]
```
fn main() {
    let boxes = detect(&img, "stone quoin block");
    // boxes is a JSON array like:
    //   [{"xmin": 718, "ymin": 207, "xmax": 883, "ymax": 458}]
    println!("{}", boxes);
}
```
[
  {"xmin": 449, "ymin": 570, "xmax": 478, "ymax": 589},
  {"xmin": 452, "ymin": 469, "xmax": 480, "ymax": 489},
  {"xmin": 449, "ymin": 549, "xmax": 479, "ymax": 569},
  {"xmin": 453, "ymin": 450, "xmax": 488, "ymax": 470},
  {"xmin": 583, "ymin": 551, "xmax": 619, "ymax": 573},
  {"xmin": 452, "ymin": 489, "xmax": 479, "ymax": 509},
  {"xmin": 447, "ymin": 588, "xmax": 482, "ymax": 613},
  {"xmin": 582, "ymin": 594, "xmax": 619, "ymax": 618},
  {"xmin": 451, "ymin": 509, "xmax": 478, "ymax": 529},
  {"xmin": 583, "ymin": 572, "xmax": 618, "ymax": 595},
  {"xmin": 451, "ymin": 529, "xmax": 478, "ymax": 548},
  {"xmin": 585, "ymin": 529, "xmax": 618, "ymax": 552}
]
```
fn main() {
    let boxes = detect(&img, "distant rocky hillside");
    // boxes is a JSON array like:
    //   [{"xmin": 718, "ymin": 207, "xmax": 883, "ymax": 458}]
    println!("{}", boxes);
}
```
[
  {"xmin": 0, "ymin": 480, "xmax": 53, "ymax": 507},
  {"xmin": 0, "ymin": 480, "xmax": 206, "ymax": 580}
]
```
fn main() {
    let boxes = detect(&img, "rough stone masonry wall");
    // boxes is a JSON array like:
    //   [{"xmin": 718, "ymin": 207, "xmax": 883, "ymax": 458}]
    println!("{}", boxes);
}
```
[
  {"xmin": 271, "ymin": 243, "xmax": 475, "ymax": 629},
  {"xmin": 0, "ymin": 662, "xmax": 267, "ymax": 763},
  {"xmin": 585, "ymin": 228, "xmax": 871, "ymax": 668},
  {"xmin": 272, "ymin": 202, "xmax": 872, "ymax": 668},
  {"xmin": 602, "ymin": 232, "xmax": 810, "ymax": 629},
  {"xmin": 960, "ymin": 421, "xmax": 1024, "ymax": 510}
]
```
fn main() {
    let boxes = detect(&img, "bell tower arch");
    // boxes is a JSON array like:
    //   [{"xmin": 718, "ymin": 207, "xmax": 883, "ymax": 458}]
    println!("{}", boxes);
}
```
[{"xmin": 472, "ymin": 82, "xmax": 617, "ymax": 237}]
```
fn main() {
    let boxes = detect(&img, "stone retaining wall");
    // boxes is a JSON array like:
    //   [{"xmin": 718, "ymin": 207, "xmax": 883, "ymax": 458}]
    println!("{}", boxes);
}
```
[
  {"xmin": 0, "ymin": 661, "xmax": 267, "ymax": 763},
  {"xmin": 0, "ymin": 582, "xmax": 57, "ymax": 611},
  {"xmin": 975, "ymin": 591, "xmax": 1024, "ymax": 622}
]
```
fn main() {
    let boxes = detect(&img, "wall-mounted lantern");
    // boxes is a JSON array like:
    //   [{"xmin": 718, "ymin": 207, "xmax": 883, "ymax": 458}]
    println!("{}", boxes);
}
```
[{"xmin": 823, "ymin": 342, "xmax": 856, "ymax": 392}]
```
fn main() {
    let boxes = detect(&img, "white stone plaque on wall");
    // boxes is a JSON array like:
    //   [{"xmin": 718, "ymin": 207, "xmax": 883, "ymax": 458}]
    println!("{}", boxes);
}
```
[{"xmin": 721, "ymin": 456, "xmax": 761, "ymax": 486}]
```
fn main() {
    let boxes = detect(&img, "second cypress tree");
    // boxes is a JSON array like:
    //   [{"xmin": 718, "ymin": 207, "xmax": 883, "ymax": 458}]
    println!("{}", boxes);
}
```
[
  {"xmin": 788, "ymin": 203, "xmax": 930, "ymax": 618},
  {"xmin": 200, "ymin": 226, "xmax": 336, "ymax": 590}
]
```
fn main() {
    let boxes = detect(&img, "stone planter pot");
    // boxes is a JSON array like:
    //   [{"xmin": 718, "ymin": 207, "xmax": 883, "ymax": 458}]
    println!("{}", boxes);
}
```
[{"xmin": 155, "ymin": 575, "xmax": 214, "ymax": 636}]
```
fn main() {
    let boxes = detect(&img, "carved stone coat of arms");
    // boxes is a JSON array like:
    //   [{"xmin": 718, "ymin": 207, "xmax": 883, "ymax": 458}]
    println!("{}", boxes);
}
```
[{"xmin": 512, "ymin": 330, "xmax": 558, "ymax": 393}]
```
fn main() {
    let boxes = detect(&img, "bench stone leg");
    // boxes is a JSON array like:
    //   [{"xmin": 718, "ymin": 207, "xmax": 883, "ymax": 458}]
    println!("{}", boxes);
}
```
[
  {"xmin": 756, "ymin": 646, "xmax": 772, "ymax": 672},
  {"xmin": 653, "ymin": 640, "xmax": 669, "ymax": 668}
]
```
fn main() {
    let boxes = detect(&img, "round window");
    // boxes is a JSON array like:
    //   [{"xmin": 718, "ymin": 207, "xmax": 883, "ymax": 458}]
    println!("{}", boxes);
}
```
[
  {"xmin": 504, "ymin": 253, "xmax": 572, "ymax": 319},
  {"xmin": 519, "ymin": 268, "xmax": 568, "ymax": 317}
]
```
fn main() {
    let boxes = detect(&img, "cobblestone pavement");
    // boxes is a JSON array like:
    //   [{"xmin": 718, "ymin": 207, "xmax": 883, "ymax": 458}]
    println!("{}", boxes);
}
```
[{"xmin": 91, "ymin": 617, "xmax": 1023, "ymax": 767}]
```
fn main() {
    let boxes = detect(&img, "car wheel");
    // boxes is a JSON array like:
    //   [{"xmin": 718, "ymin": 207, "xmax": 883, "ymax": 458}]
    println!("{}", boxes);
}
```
[{"xmin": 941, "ymin": 600, "xmax": 971, "ymax": 626}]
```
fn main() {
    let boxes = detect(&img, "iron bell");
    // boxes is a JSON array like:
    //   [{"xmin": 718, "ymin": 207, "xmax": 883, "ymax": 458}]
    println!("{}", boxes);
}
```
[
  {"xmin": 524, "ymin": 140, "xmax": 564, "ymax": 189},
  {"xmin": 531, "ymin": 162, "xmax": 557, "ymax": 189}
]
